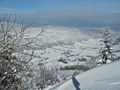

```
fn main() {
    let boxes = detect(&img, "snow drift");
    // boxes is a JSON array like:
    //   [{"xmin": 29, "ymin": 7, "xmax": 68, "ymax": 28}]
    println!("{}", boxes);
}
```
[{"xmin": 49, "ymin": 60, "xmax": 120, "ymax": 90}]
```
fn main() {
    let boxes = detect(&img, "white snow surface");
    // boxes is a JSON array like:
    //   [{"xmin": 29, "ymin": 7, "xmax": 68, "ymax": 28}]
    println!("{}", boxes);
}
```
[
  {"xmin": 24, "ymin": 26, "xmax": 120, "ymax": 75},
  {"xmin": 24, "ymin": 26, "xmax": 120, "ymax": 89},
  {"xmin": 47, "ymin": 61, "xmax": 120, "ymax": 90},
  {"xmin": 25, "ymin": 26, "xmax": 103, "ymax": 67},
  {"xmin": 26, "ymin": 26, "xmax": 96, "ymax": 47}
]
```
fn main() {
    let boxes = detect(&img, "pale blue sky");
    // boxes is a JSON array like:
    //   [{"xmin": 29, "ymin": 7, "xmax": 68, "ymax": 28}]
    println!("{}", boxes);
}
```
[
  {"xmin": 0, "ymin": 0, "xmax": 120, "ymax": 13},
  {"xmin": 0, "ymin": 0, "xmax": 120, "ymax": 28}
]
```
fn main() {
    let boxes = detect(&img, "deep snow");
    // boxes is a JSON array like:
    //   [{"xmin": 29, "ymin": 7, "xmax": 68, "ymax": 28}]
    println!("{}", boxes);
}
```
[
  {"xmin": 48, "ymin": 60, "xmax": 120, "ymax": 90},
  {"xmin": 25, "ymin": 26, "xmax": 120, "ymax": 80},
  {"xmin": 23, "ymin": 26, "xmax": 120, "ymax": 90}
]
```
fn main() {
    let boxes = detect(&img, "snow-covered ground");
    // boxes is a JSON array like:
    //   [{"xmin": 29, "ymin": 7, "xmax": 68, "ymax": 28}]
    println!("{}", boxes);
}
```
[
  {"xmin": 24, "ymin": 26, "xmax": 120, "ymax": 74},
  {"xmin": 26, "ymin": 26, "xmax": 96, "ymax": 47},
  {"xmin": 1, "ymin": 21, "xmax": 120, "ymax": 90},
  {"xmin": 47, "ymin": 60, "xmax": 120, "ymax": 90},
  {"xmin": 32, "ymin": 38, "xmax": 101, "ymax": 67},
  {"xmin": 25, "ymin": 26, "xmax": 119, "ymax": 68},
  {"xmin": 24, "ymin": 26, "xmax": 120, "ymax": 89}
]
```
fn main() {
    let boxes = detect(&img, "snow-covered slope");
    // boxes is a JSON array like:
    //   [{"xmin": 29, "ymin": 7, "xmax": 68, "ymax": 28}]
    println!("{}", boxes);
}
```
[
  {"xmin": 48, "ymin": 61, "xmax": 120, "ymax": 90},
  {"xmin": 113, "ymin": 37, "xmax": 120, "ymax": 45},
  {"xmin": 26, "ymin": 26, "xmax": 99, "ymax": 48},
  {"xmin": 24, "ymin": 26, "xmax": 120, "ymax": 82},
  {"xmin": 26, "ymin": 26, "xmax": 119, "ymax": 48},
  {"xmin": 25, "ymin": 26, "xmax": 119, "ymax": 69},
  {"xmin": 25, "ymin": 26, "xmax": 120, "ymax": 90},
  {"xmin": 25, "ymin": 26, "xmax": 100, "ymax": 67}
]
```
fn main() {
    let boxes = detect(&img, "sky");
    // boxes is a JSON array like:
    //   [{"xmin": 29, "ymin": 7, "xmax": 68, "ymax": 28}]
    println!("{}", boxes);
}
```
[
  {"xmin": 0, "ymin": 0, "xmax": 120, "ymax": 28},
  {"xmin": 0, "ymin": 0, "xmax": 120, "ymax": 13}
]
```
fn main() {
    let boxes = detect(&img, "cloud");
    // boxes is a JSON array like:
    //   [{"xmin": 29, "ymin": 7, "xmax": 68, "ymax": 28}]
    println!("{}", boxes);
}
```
[
  {"xmin": 15, "ymin": 9, "xmax": 120, "ymax": 28},
  {"xmin": 0, "ymin": 8, "xmax": 14, "ymax": 12},
  {"xmin": 0, "ymin": 9, "xmax": 120, "ymax": 29}
]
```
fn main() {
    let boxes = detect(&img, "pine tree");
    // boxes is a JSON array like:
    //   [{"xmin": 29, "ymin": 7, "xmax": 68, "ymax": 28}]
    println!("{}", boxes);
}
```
[{"xmin": 99, "ymin": 27, "xmax": 115, "ymax": 64}]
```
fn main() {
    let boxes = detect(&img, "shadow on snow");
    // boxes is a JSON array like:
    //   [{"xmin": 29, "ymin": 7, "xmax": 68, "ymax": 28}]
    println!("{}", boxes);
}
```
[{"xmin": 72, "ymin": 76, "xmax": 81, "ymax": 90}]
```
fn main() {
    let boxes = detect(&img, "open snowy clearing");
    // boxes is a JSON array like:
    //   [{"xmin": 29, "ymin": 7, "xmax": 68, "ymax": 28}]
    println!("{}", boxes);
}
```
[{"xmin": 47, "ymin": 60, "xmax": 120, "ymax": 90}]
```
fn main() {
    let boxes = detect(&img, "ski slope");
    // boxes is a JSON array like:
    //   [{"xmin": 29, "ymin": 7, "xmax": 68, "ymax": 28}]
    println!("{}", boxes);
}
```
[{"xmin": 48, "ymin": 60, "xmax": 120, "ymax": 90}]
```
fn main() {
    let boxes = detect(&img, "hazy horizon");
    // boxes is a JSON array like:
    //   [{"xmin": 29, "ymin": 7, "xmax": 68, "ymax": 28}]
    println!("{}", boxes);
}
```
[{"xmin": 0, "ymin": 0, "xmax": 120, "ymax": 29}]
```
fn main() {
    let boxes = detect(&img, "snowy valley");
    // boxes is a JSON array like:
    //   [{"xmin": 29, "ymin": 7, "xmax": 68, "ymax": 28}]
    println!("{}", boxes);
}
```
[
  {"xmin": 23, "ymin": 26, "xmax": 120, "ymax": 90},
  {"xmin": 1, "ymin": 23, "xmax": 120, "ymax": 90},
  {"xmin": 1, "ymin": 0, "xmax": 120, "ymax": 90}
]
